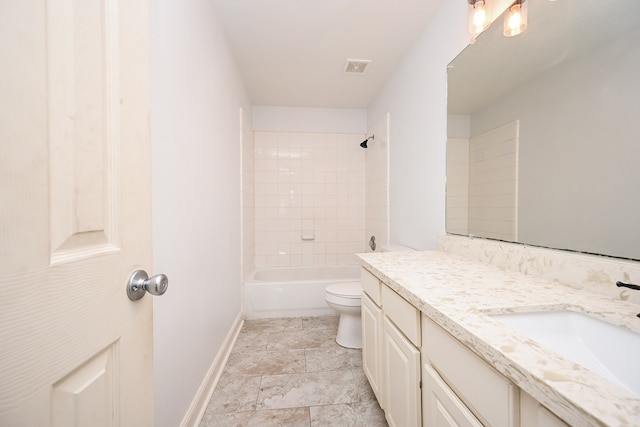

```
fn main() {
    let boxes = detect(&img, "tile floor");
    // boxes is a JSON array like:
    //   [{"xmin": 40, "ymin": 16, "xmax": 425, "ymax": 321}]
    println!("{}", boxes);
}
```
[{"xmin": 199, "ymin": 316, "xmax": 388, "ymax": 427}]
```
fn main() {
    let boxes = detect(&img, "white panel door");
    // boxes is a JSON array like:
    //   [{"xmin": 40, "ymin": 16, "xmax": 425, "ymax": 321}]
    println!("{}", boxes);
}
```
[{"xmin": 0, "ymin": 0, "xmax": 154, "ymax": 425}]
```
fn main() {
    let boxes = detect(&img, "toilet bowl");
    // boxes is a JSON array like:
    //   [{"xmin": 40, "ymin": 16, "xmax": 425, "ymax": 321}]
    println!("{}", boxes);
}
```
[
  {"xmin": 324, "ymin": 243, "xmax": 414, "ymax": 349},
  {"xmin": 325, "ymin": 282, "xmax": 362, "ymax": 348}
]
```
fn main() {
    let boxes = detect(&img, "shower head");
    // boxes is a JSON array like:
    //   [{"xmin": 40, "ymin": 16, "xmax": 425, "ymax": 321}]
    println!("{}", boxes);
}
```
[{"xmin": 360, "ymin": 135, "xmax": 374, "ymax": 148}]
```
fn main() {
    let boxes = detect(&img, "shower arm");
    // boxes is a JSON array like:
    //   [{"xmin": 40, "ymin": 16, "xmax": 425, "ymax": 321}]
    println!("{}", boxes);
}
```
[{"xmin": 360, "ymin": 135, "xmax": 374, "ymax": 148}]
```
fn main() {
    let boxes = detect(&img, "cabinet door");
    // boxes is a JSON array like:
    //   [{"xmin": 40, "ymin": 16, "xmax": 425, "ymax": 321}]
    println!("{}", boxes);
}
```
[
  {"xmin": 422, "ymin": 315, "xmax": 519, "ymax": 427},
  {"xmin": 383, "ymin": 317, "xmax": 421, "ymax": 427},
  {"xmin": 423, "ymin": 363, "xmax": 483, "ymax": 427},
  {"xmin": 362, "ymin": 293, "xmax": 384, "ymax": 406},
  {"xmin": 521, "ymin": 391, "xmax": 569, "ymax": 427}
]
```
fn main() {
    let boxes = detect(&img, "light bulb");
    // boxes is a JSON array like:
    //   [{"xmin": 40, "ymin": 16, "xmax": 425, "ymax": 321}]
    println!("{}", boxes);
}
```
[
  {"xmin": 507, "ymin": 5, "xmax": 522, "ymax": 28},
  {"xmin": 468, "ymin": 0, "xmax": 490, "ymax": 35},
  {"xmin": 503, "ymin": 1, "xmax": 528, "ymax": 37}
]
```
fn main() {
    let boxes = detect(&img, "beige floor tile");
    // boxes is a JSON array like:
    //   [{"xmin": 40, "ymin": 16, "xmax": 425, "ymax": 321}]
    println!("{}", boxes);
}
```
[
  {"xmin": 267, "ymin": 328, "xmax": 337, "ymax": 351},
  {"xmin": 310, "ymin": 401, "xmax": 388, "ymax": 426},
  {"xmin": 242, "ymin": 317, "xmax": 303, "ymax": 333},
  {"xmin": 232, "ymin": 330, "xmax": 270, "ymax": 353},
  {"xmin": 201, "ymin": 407, "xmax": 310, "ymax": 427},
  {"xmin": 204, "ymin": 373, "xmax": 262, "ymax": 414},
  {"xmin": 301, "ymin": 316, "xmax": 339, "ymax": 331},
  {"xmin": 224, "ymin": 349, "xmax": 306, "ymax": 376},
  {"xmin": 256, "ymin": 369, "xmax": 374, "ymax": 410},
  {"xmin": 199, "ymin": 316, "xmax": 381, "ymax": 427},
  {"xmin": 305, "ymin": 347, "xmax": 362, "ymax": 372}
]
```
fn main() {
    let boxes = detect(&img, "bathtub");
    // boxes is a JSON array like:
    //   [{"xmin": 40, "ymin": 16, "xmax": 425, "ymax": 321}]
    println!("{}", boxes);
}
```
[{"xmin": 244, "ymin": 265, "xmax": 360, "ymax": 319}]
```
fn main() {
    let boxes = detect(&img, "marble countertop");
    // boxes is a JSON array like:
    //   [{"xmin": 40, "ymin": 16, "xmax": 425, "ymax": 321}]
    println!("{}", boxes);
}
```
[{"xmin": 357, "ymin": 250, "xmax": 640, "ymax": 427}]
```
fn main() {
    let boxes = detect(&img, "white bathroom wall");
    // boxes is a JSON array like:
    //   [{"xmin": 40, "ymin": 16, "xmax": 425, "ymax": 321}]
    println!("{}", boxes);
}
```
[
  {"xmin": 365, "ymin": 113, "xmax": 390, "ymax": 251},
  {"xmin": 150, "ymin": 1, "xmax": 251, "ymax": 426},
  {"xmin": 253, "ymin": 131, "xmax": 366, "ymax": 268},
  {"xmin": 253, "ymin": 106, "xmax": 367, "ymax": 134},
  {"xmin": 366, "ymin": 0, "xmax": 468, "ymax": 250},
  {"xmin": 241, "ymin": 108, "xmax": 255, "ymax": 283},
  {"xmin": 366, "ymin": 0, "xmax": 512, "ymax": 250}
]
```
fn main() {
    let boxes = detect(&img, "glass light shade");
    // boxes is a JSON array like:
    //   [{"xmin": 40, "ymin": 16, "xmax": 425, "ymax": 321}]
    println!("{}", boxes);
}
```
[
  {"xmin": 468, "ymin": 0, "xmax": 490, "ymax": 35},
  {"xmin": 503, "ymin": 1, "xmax": 528, "ymax": 37}
]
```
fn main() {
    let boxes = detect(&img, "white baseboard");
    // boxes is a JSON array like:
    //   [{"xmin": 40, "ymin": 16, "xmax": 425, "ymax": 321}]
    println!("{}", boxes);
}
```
[{"xmin": 179, "ymin": 311, "xmax": 244, "ymax": 427}]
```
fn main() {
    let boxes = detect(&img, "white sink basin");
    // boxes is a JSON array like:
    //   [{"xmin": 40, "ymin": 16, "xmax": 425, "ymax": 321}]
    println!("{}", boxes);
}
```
[{"xmin": 490, "ymin": 310, "xmax": 640, "ymax": 396}]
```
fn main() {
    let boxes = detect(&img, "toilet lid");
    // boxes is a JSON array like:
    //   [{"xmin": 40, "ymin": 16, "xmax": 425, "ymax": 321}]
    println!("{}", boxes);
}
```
[{"xmin": 326, "ymin": 282, "xmax": 361, "ymax": 298}]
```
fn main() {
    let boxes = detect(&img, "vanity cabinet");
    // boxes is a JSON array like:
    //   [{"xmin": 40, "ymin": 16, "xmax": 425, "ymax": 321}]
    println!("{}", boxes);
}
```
[
  {"xmin": 361, "ymin": 267, "xmax": 421, "ymax": 426},
  {"xmin": 361, "ymin": 266, "xmax": 569, "ymax": 427}
]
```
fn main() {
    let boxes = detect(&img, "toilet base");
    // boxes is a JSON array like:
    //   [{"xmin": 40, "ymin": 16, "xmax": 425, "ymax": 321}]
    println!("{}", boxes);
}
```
[{"xmin": 335, "ymin": 312, "xmax": 362, "ymax": 349}]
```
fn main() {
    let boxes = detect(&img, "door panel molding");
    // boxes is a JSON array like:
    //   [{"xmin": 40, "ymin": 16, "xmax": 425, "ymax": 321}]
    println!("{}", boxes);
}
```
[
  {"xmin": 52, "ymin": 342, "xmax": 119, "ymax": 427},
  {"xmin": 48, "ymin": 0, "xmax": 122, "ymax": 261}
]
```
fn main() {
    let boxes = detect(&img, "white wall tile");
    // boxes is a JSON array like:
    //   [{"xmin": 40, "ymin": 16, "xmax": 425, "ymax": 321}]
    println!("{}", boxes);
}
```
[
  {"xmin": 254, "ymin": 131, "xmax": 366, "ymax": 267},
  {"xmin": 468, "ymin": 120, "xmax": 518, "ymax": 241}
]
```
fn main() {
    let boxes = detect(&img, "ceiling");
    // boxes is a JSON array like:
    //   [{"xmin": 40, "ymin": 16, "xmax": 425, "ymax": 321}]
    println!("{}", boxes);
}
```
[{"xmin": 211, "ymin": 0, "xmax": 447, "ymax": 109}]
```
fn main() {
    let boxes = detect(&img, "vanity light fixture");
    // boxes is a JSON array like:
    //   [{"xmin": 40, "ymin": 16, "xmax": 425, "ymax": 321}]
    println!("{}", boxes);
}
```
[
  {"xmin": 468, "ymin": 0, "xmax": 490, "ymax": 35},
  {"xmin": 503, "ymin": 0, "xmax": 528, "ymax": 37}
]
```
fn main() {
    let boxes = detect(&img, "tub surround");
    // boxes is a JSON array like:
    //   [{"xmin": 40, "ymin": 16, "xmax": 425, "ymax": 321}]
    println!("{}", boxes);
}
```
[
  {"xmin": 357, "ymin": 249, "xmax": 640, "ymax": 426},
  {"xmin": 253, "ymin": 131, "xmax": 366, "ymax": 269}
]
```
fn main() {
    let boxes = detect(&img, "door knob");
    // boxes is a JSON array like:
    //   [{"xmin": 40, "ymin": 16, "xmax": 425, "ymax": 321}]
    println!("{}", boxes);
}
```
[{"xmin": 127, "ymin": 270, "xmax": 169, "ymax": 301}]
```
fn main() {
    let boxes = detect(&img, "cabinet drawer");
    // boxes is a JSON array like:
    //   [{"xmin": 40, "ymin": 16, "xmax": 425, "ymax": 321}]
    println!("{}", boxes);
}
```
[
  {"xmin": 361, "ymin": 267, "xmax": 382, "ymax": 305},
  {"xmin": 382, "ymin": 285, "xmax": 420, "ymax": 347},
  {"xmin": 423, "ymin": 362, "xmax": 483, "ymax": 427},
  {"xmin": 422, "ymin": 315, "xmax": 518, "ymax": 427}
]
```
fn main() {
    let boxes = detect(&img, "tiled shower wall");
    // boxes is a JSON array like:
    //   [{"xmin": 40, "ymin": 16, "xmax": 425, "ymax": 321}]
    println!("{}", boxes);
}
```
[
  {"xmin": 445, "ymin": 137, "xmax": 469, "ymax": 236},
  {"xmin": 446, "ymin": 120, "xmax": 518, "ymax": 241},
  {"xmin": 468, "ymin": 120, "xmax": 518, "ymax": 242},
  {"xmin": 254, "ymin": 132, "xmax": 366, "ymax": 268}
]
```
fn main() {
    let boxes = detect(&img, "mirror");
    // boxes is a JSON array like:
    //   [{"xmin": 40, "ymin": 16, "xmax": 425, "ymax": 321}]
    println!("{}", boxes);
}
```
[{"xmin": 446, "ymin": 0, "xmax": 640, "ymax": 261}]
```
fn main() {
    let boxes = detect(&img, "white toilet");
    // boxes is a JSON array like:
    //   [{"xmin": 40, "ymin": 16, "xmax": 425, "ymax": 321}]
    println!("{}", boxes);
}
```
[
  {"xmin": 325, "ymin": 244, "xmax": 413, "ymax": 349},
  {"xmin": 325, "ymin": 282, "xmax": 362, "ymax": 348}
]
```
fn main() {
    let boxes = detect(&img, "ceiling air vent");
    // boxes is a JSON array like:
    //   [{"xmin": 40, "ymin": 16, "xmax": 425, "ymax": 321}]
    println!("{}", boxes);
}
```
[{"xmin": 343, "ymin": 59, "xmax": 372, "ymax": 74}]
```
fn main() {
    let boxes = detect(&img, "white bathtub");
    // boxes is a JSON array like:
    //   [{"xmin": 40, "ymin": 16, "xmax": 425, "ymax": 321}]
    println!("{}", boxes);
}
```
[{"xmin": 244, "ymin": 265, "xmax": 360, "ymax": 319}]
